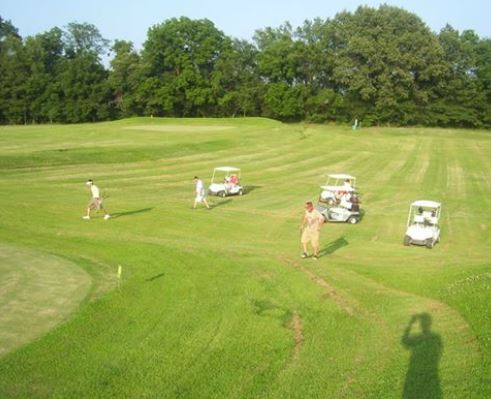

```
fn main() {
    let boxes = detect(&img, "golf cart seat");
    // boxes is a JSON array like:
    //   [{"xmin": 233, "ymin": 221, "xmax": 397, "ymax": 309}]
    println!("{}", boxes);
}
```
[
  {"xmin": 414, "ymin": 215, "xmax": 425, "ymax": 223},
  {"xmin": 427, "ymin": 216, "xmax": 438, "ymax": 225}
]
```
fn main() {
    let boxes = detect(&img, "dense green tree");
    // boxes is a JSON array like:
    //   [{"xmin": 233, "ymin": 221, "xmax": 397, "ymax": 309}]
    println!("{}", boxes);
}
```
[
  {"xmin": 141, "ymin": 17, "xmax": 229, "ymax": 116},
  {"xmin": 294, "ymin": 19, "xmax": 344, "ymax": 122},
  {"xmin": 0, "ymin": 31, "xmax": 28, "ymax": 124},
  {"xmin": 475, "ymin": 38, "xmax": 491, "ymax": 125},
  {"xmin": 431, "ymin": 26, "xmax": 488, "ymax": 127},
  {"xmin": 212, "ymin": 39, "xmax": 262, "ymax": 117},
  {"xmin": 54, "ymin": 54, "xmax": 110, "ymax": 122},
  {"xmin": 326, "ymin": 5, "xmax": 447, "ymax": 125},
  {"xmin": 262, "ymin": 82, "xmax": 308, "ymax": 121},
  {"xmin": 108, "ymin": 40, "xmax": 143, "ymax": 116},
  {"xmin": 0, "ymin": 17, "xmax": 23, "ymax": 123},
  {"xmin": 254, "ymin": 23, "xmax": 309, "ymax": 119},
  {"xmin": 254, "ymin": 23, "xmax": 298, "ymax": 84},
  {"xmin": 0, "ymin": 16, "xmax": 20, "ymax": 47},
  {"xmin": 57, "ymin": 23, "xmax": 112, "ymax": 122},
  {"xmin": 63, "ymin": 22, "xmax": 109, "ymax": 58},
  {"xmin": 23, "ymin": 28, "xmax": 64, "ymax": 123}
]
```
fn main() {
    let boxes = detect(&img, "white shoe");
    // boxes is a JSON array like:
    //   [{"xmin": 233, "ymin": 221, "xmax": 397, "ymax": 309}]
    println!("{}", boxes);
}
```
[
  {"xmin": 104, "ymin": 214, "xmax": 111, "ymax": 220},
  {"xmin": 82, "ymin": 216, "xmax": 90, "ymax": 220}
]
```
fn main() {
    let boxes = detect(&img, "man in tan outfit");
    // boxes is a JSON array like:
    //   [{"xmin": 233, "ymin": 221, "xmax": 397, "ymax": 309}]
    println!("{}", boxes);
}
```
[{"xmin": 300, "ymin": 201, "xmax": 325, "ymax": 260}]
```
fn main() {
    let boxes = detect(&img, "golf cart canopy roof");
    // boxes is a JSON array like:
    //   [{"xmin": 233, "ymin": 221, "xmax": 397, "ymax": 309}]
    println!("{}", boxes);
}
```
[
  {"xmin": 214, "ymin": 166, "xmax": 240, "ymax": 172},
  {"xmin": 328, "ymin": 173, "xmax": 355, "ymax": 180},
  {"xmin": 411, "ymin": 200, "xmax": 441, "ymax": 209}
]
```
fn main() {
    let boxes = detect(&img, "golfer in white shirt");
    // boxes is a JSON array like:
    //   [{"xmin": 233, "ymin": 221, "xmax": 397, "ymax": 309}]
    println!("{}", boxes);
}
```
[
  {"xmin": 193, "ymin": 176, "xmax": 210, "ymax": 209},
  {"xmin": 83, "ymin": 179, "xmax": 111, "ymax": 220}
]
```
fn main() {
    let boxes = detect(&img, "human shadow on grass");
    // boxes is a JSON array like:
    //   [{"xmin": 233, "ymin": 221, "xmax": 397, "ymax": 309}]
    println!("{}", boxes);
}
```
[
  {"xmin": 209, "ymin": 199, "xmax": 233, "ymax": 209},
  {"xmin": 110, "ymin": 207, "xmax": 153, "ymax": 219},
  {"xmin": 401, "ymin": 313, "xmax": 442, "ymax": 399},
  {"xmin": 146, "ymin": 272, "xmax": 165, "ymax": 282},
  {"xmin": 319, "ymin": 236, "xmax": 349, "ymax": 257}
]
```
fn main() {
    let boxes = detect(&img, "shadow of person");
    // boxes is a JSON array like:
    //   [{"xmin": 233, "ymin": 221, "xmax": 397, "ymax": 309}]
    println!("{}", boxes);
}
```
[
  {"xmin": 110, "ymin": 207, "xmax": 153, "ymax": 219},
  {"xmin": 401, "ymin": 313, "xmax": 442, "ymax": 399},
  {"xmin": 319, "ymin": 236, "xmax": 349, "ymax": 256},
  {"xmin": 210, "ymin": 199, "xmax": 233, "ymax": 209}
]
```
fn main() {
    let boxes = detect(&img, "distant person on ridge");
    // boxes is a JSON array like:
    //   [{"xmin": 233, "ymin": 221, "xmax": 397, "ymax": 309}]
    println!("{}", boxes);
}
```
[{"xmin": 83, "ymin": 179, "xmax": 110, "ymax": 220}]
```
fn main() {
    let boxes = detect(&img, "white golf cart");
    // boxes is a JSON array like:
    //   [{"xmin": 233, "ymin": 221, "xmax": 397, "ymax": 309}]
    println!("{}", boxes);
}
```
[
  {"xmin": 208, "ymin": 166, "xmax": 244, "ymax": 198},
  {"xmin": 319, "ymin": 173, "xmax": 357, "ymax": 206},
  {"xmin": 403, "ymin": 200, "xmax": 441, "ymax": 248},
  {"xmin": 316, "ymin": 188, "xmax": 361, "ymax": 224}
]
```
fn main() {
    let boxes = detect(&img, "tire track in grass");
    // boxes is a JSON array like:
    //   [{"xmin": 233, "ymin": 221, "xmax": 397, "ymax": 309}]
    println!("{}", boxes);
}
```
[
  {"xmin": 278, "ymin": 255, "xmax": 357, "ymax": 316},
  {"xmin": 291, "ymin": 311, "xmax": 304, "ymax": 361}
]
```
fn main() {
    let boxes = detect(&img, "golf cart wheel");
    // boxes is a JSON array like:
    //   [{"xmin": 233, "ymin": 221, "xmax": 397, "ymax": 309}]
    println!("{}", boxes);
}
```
[
  {"xmin": 425, "ymin": 239, "xmax": 434, "ymax": 249},
  {"xmin": 219, "ymin": 191, "xmax": 226, "ymax": 198},
  {"xmin": 403, "ymin": 235, "xmax": 411, "ymax": 246},
  {"xmin": 347, "ymin": 216, "xmax": 358, "ymax": 224}
]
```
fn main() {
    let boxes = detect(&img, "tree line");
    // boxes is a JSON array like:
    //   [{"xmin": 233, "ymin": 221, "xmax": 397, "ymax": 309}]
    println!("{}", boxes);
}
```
[{"xmin": 1, "ymin": 5, "xmax": 490, "ymax": 127}]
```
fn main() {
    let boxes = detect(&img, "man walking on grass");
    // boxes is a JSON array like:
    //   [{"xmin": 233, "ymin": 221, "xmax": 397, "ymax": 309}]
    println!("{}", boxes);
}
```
[
  {"xmin": 193, "ymin": 176, "xmax": 210, "ymax": 209},
  {"xmin": 83, "ymin": 179, "xmax": 110, "ymax": 220},
  {"xmin": 300, "ymin": 201, "xmax": 325, "ymax": 259}
]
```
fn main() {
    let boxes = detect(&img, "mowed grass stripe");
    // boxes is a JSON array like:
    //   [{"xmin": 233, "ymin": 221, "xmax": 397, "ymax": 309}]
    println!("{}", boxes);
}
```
[{"xmin": 0, "ymin": 119, "xmax": 489, "ymax": 398}]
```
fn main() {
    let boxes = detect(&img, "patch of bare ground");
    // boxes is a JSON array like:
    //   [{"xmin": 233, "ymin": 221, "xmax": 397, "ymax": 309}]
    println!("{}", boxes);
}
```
[{"xmin": 291, "ymin": 311, "xmax": 303, "ymax": 361}]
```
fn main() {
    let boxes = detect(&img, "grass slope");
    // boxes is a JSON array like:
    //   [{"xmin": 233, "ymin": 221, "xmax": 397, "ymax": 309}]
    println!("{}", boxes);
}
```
[{"xmin": 0, "ymin": 118, "xmax": 489, "ymax": 398}]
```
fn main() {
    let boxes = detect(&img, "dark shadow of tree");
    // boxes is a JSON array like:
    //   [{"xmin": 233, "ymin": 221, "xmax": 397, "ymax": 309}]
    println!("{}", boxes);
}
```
[
  {"xmin": 319, "ymin": 236, "xmax": 349, "ymax": 257},
  {"xmin": 401, "ymin": 313, "xmax": 442, "ymax": 399}
]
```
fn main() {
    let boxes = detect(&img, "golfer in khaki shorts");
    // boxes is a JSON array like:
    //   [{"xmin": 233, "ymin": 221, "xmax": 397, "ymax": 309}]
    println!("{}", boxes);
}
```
[
  {"xmin": 83, "ymin": 179, "xmax": 110, "ymax": 220},
  {"xmin": 300, "ymin": 201, "xmax": 325, "ymax": 259}
]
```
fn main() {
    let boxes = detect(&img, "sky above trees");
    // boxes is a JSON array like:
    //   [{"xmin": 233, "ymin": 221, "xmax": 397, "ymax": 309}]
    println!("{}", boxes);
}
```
[{"xmin": 2, "ymin": 0, "xmax": 491, "ymax": 52}]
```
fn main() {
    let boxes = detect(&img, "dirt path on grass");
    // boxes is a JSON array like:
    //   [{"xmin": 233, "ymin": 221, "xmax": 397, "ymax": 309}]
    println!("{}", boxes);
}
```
[
  {"xmin": 291, "ymin": 311, "xmax": 303, "ymax": 361},
  {"xmin": 279, "ymin": 255, "xmax": 358, "ymax": 316}
]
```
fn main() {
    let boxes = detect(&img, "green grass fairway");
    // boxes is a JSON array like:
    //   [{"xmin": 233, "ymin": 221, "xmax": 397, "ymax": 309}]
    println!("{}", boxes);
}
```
[{"xmin": 0, "ymin": 118, "xmax": 489, "ymax": 398}]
